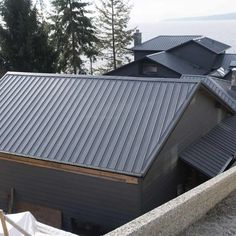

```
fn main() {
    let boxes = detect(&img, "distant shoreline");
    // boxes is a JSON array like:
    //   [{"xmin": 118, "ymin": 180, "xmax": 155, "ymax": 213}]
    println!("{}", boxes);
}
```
[{"xmin": 166, "ymin": 12, "xmax": 236, "ymax": 22}]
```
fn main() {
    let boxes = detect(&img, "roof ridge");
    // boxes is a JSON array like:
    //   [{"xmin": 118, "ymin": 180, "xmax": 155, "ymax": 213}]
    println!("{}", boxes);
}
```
[
  {"xmin": 131, "ymin": 35, "xmax": 162, "ymax": 49},
  {"xmin": 131, "ymin": 35, "xmax": 201, "ymax": 50},
  {"xmin": 155, "ymin": 35, "xmax": 201, "ymax": 37},
  {"xmin": 223, "ymin": 53, "xmax": 236, "ymax": 56},
  {"xmin": 4, "ymin": 71, "xmax": 199, "ymax": 84}
]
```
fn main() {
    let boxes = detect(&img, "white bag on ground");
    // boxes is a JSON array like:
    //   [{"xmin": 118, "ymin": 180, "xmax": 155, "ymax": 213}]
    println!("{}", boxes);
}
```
[{"xmin": 0, "ymin": 212, "xmax": 77, "ymax": 236}]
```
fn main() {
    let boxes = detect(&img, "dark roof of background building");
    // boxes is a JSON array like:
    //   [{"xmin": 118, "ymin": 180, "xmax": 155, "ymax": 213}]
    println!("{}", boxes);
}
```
[
  {"xmin": 213, "ymin": 54, "xmax": 236, "ymax": 70},
  {"xmin": 131, "ymin": 35, "xmax": 201, "ymax": 51},
  {"xmin": 209, "ymin": 67, "xmax": 230, "ymax": 79},
  {"xmin": 147, "ymin": 52, "xmax": 208, "ymax": 75},
  {"xmin": 180, "ymin": 115, "xmax": 236, "ymax": 177},
  {"xmin": 193, "ymin": 37, "xmax": 231, "ymax": 54},
  {"xmin": 0, "ymin": 72, "xmax": 200, "ymax": 176}
]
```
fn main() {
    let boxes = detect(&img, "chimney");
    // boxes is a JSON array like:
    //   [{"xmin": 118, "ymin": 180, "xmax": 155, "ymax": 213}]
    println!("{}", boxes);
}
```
[
  {"xmin": 133, "ymin": 29, "xmax": 142, "ymax": 46},
  {"xmin": 231, "ymin": 68, "xmax": 236, "ymax": 91}
]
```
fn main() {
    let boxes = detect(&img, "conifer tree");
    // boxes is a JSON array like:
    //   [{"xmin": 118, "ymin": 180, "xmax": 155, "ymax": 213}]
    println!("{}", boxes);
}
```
[
  {"xmin": 96, "ymin": 0, "xmax": 134, "ymax": 72},
  {"xmin": 51, "ymin": 0, "xmax": 99, "ymax": 74},
  {"xmin": 0, "ymin": 0, "xmax": 57, "ymax": 72}
]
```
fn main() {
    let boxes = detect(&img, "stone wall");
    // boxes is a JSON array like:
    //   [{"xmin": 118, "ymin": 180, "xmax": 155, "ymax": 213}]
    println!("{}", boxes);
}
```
[{"xmin": 106, "ymin": 166, "xmax": 236, "ymax": 236}]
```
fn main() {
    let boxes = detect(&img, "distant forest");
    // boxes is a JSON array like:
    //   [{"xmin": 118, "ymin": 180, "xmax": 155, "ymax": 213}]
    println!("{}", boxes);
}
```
[{"xmin": 0, "ymin": 0, "xmax": 134, "ymax": 75}]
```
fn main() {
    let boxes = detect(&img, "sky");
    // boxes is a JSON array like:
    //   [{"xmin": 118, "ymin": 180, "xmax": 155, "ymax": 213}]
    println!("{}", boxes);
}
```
[
  {"xmin": 29, "ymin": 0, "xmax": 236, "ymax": 55},
  {"xmin": 41, "ymin": 0, "xmax": 236, "ymax": 24},
  {"xmin": 38, "ymin": 0, "xmax": 236, "ymax": 45},
  {"xmin": 127, "ymin": 0, "xmax": 236, "ymax": 25}
]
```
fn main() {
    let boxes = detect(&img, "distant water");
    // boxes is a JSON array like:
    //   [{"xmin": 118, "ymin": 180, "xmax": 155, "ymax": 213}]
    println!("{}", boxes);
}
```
[{"xmin": 135, "ymin": 20, "xmax": 236, "ymax": 53}]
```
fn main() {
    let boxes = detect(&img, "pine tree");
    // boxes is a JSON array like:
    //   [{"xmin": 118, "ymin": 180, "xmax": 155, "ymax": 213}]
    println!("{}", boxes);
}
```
[
  {"xmin": 96, "ymin": 0, "xmax": 134, "ymax": 72},
  {"xmin": 50, "ymin": 0, "xmax": 99, "ymax": 74},
  {"xmin": 0, "ymin": 0, "xmax": 57, "ymax": 72}
]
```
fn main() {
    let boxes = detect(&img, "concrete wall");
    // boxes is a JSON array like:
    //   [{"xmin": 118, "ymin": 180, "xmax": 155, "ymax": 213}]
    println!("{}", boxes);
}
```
[
  {"xmin": 141, "ymin": 88, "xmax": 229, "ymax": 213},
  {"xmin": 106, "ymin": 165, "xmax": 236, "ymax": 236}
]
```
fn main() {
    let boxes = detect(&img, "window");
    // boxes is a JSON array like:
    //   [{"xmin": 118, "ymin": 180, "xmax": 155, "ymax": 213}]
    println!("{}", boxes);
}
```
[{"xmin": 142, "ymin": 63, "xmax": 158, "ymax": 74}]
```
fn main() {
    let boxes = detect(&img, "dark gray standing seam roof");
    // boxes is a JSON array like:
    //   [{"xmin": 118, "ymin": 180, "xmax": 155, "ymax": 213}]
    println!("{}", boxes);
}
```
[
  {"xmin": 147, "ymin": 52, "xmax": 208, "ymax": 75},
  {"xmin": 182, "ymin": 75, "xmax": 236, "ymax": 112},
  {"xmin": 0, "ymin": 72, "xmax": 199, "ymax": 177},
  {"xmin": 180, "ymin": 115, "xmax": 236, "ymax": 178},
  {"xmin": 131, "ymin": 35, "xmax": 201, "ymax": 51},
  {"xmin": 213, "ymin": 54, "xmax": 236, "ymax": 70},
  {"xmin": 193, "ymin": 37, "xmax": 231, "ymax": 54},
  {"xmin": 213, "ymin": 78, "xmax": 236, "ymax": 100}
]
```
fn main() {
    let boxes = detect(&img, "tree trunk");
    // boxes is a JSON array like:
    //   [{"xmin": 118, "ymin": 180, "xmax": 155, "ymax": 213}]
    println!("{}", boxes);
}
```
[
  {"xmin": 111, "ymin": 0, "xmax": 116, "ymax": 70},
  {"xmin": 90, "ymin": 57, "xmax": 93, "ymax": 75},
  {"xmin": 69, "ymin": 0, "xmax": 77, "ymax": 74}
]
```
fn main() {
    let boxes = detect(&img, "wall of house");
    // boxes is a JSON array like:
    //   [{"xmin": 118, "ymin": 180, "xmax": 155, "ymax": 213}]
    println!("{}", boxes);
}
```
[
  {"xmin": 107, "ymin": 60, "xmax": 180, "ymax": 78},
  {"xmin": 0, "ymin": 160, "xmax": 141, "ymax": 234},
  {"xmin": 134, "ymin": 50, "xmax": 159, "ymax": 60},
  {"xmin": 171, "ymin": 42, "xmax": 217, "ymax": 70},
  {"xmin": 107, "ymin": 61, "xmax": 141, "ymax": 77},
  {"xmin": 141, "ymin": 88, "xmax": 230, "ymax": 213},
  {"xmin": 141, "ymin": 62, "xmax": 180, "ymax": 78}
]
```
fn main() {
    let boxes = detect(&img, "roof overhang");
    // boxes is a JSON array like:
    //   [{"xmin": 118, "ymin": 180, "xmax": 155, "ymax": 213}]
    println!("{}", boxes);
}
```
[
  {"xmin": 0, "ymin": 151, "xmax": 139, "ymax": 184},
  {"xmin": 180, "ymin": 115, "xmax": 236, "ymax": 178}
]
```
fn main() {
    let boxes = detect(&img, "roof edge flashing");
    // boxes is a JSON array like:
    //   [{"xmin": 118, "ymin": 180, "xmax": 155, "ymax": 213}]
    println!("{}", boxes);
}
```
[
  {"xmin": 3, "ymin": 71, "xmax": 200, "ymax": 84},
  {"xmin": 0, "ymin": 151, "xmax": 142, "ymax": 182}
]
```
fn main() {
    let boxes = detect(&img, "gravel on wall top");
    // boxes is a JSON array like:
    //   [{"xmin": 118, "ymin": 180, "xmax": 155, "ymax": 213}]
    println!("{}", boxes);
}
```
[{"xmin": 180, "ymin": 190, "xmax": 236, "ymax": 236}]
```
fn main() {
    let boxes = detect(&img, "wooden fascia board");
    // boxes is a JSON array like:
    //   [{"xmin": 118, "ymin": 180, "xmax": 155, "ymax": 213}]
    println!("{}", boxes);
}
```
[{"xmin": 0, "ymin": 152, "xmax": 139, "ymax": 185}]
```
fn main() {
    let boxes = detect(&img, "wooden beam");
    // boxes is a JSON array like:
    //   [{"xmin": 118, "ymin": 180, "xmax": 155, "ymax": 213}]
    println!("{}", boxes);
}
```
[
  {"xmin": 0, "ymin": 153, "xmax": 139, "ymax": 184},
  {"xmin": 8, "ymin": 188, "xmax": 14, "ymax": 214},
  {"xmin": 4, "ymin": 215, "xmax": 31, "ymax": 236},
  {"xmin": 0, "ymin": 210, "xmax": 9, "ymax": 236}
]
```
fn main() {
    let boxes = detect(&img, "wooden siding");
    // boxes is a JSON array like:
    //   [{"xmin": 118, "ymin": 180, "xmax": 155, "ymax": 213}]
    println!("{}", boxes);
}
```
[
  {"xmin": 0, "ymin": 153, "xmax": 138, "ymax": 184},
  {"xmin": 141, "ymin": 89, "xmax": 229, "ymax": 213},
  {"xmin": 0, "ymin": 160, "xmax": 141, "ymax": 233}
]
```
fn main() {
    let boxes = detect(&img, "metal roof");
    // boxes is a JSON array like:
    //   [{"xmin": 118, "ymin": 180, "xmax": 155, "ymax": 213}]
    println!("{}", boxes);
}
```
[
  {"xmin": 180, "ymin": 115, "xmax": 236, "ymax": 177},
  {"xmin": 213, "ymin": 54, "xmax": 236, "ymax": 70},
  {"xmin": 0, "ymin": 72, "xmax": 199, "ymax": 176},
  {"xmin": 194, "ymin": 37, "xmax": 231, "ymax": 54},
  {"xmin": 212, "ymin": 78, "xmax": 236, "ymax": 100},
  {"xmin": 230, "ymin": 61, "xmax": 236, "ymax": 67},
  {"xmin": 132, "ymin": 35, "xmax": 201, "ymax": 51},
  {"xmin": 147, "ymin": 52, "xmax": 208, "ymax": 75},
  {"xmin": 182, "ymin": 75, "xmax": 236, "ymax": 112},
  {"xmin": 209, "ymin": 67, "xmax": 230, "ymax": 79}
]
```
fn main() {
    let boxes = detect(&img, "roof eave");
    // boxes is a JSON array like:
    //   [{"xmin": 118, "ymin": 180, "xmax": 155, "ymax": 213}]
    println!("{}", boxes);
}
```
[{"xmin": 0, "ymin": 150, "xmax": 142, "ymax": 180}]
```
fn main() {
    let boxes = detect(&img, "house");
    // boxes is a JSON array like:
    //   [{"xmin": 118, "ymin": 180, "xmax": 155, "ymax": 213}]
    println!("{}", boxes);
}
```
[
  {"xmin": 0, "ymin": 72, "xmax": 235, "ymax": 234},
  {"xmin": 180, "ymin": 114, "xmax": 236, "ymax": 179},
  {"xmin": 132, "ymin": 32, "xmax": 201, "ymax": 60},
  {"xmin": 180, "ymin": 77, "xmax": 236, "ymax": 180},
  {"xmin": 106, "ymin": 34, "xmax": 236, "ymax": 79}
]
